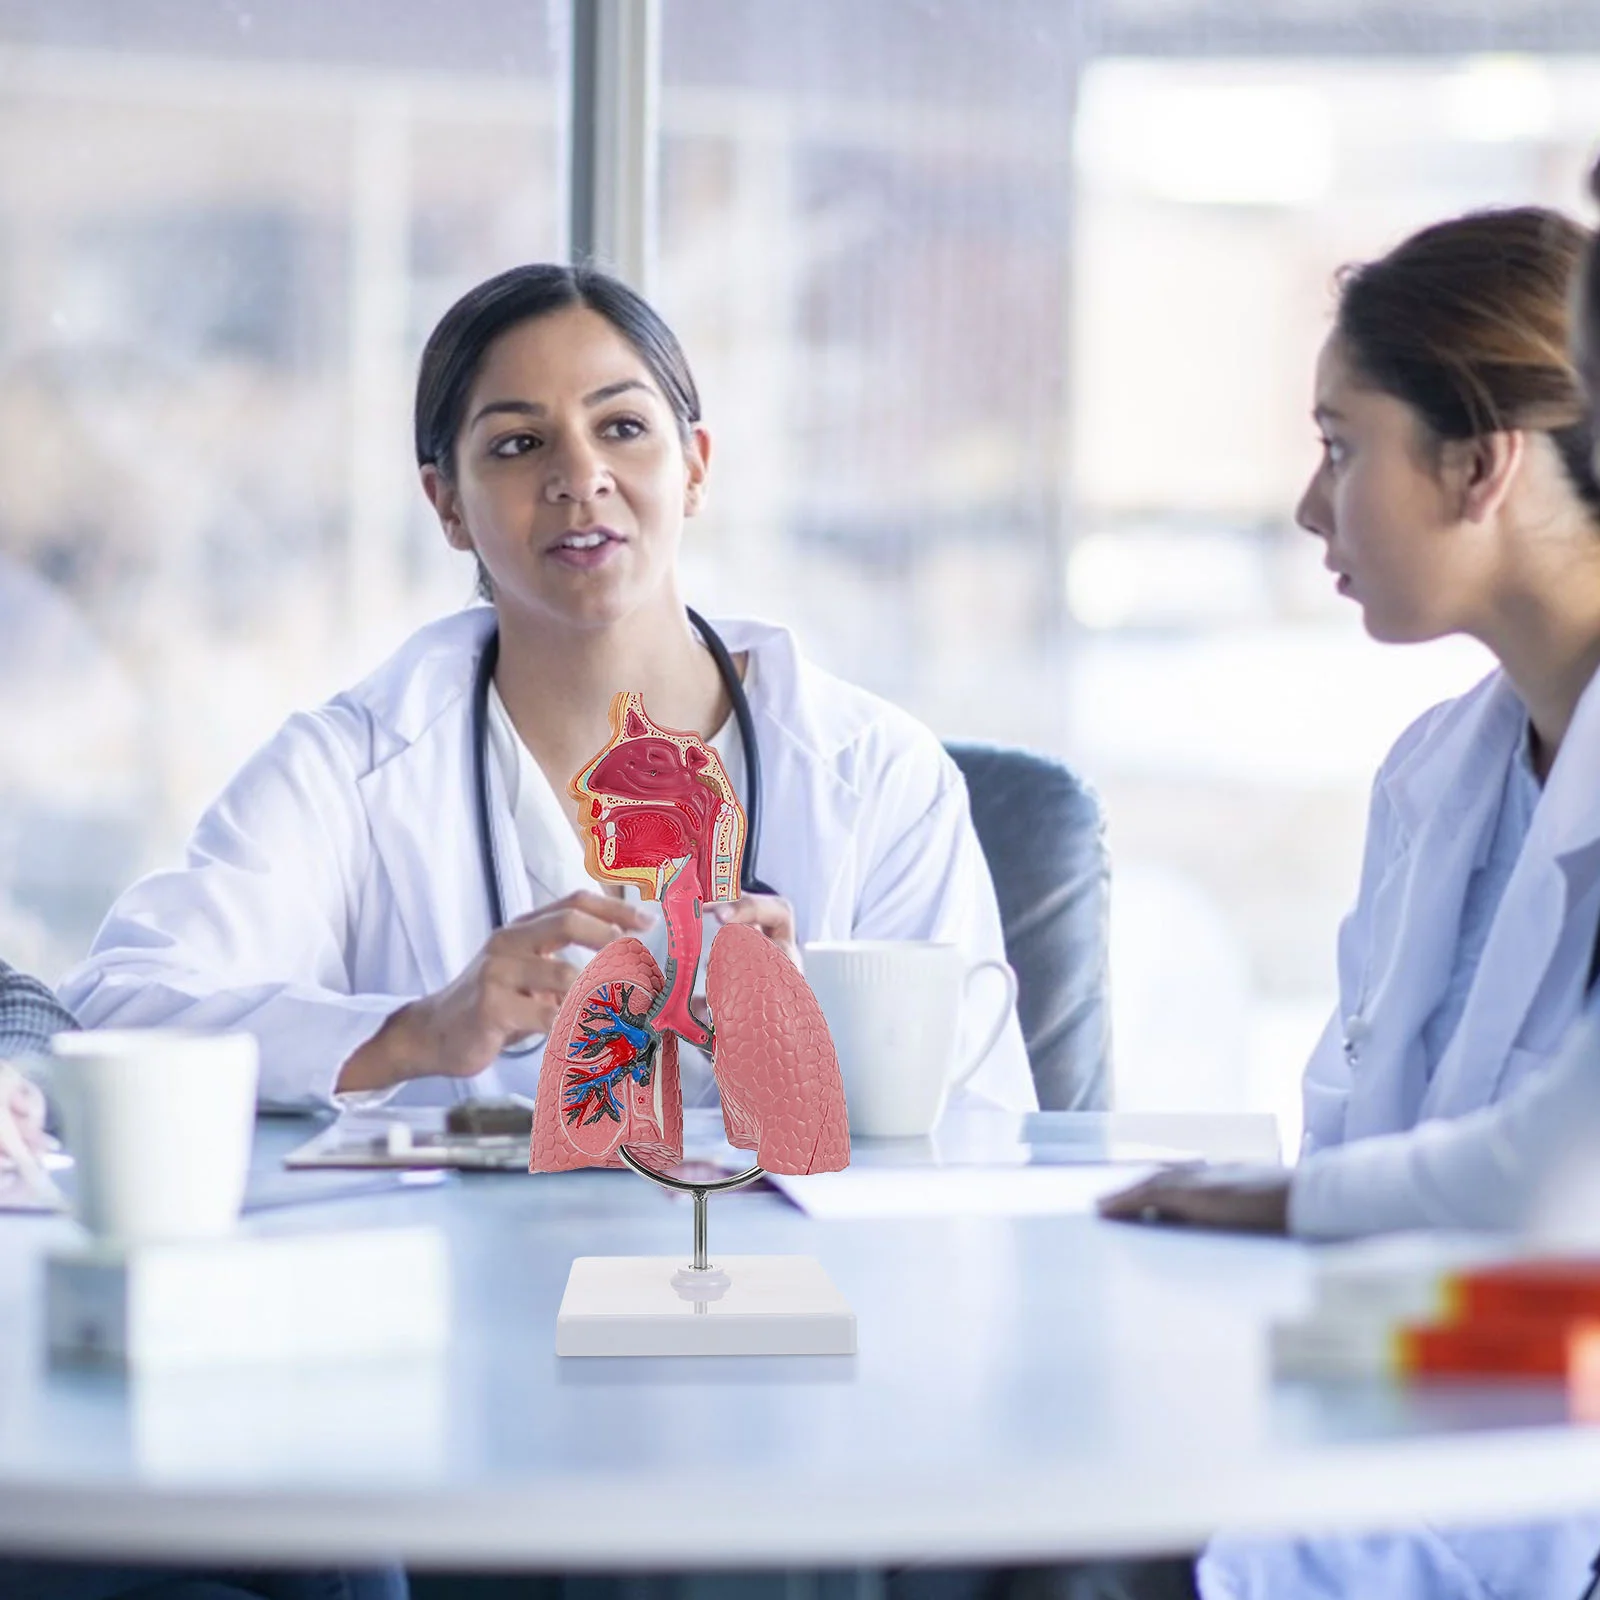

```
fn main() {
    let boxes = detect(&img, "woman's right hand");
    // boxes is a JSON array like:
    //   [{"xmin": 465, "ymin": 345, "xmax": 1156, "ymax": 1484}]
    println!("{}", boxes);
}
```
[{"xmin": 336, "ymin": 891, "xmax": 652, "ymax": 1093}]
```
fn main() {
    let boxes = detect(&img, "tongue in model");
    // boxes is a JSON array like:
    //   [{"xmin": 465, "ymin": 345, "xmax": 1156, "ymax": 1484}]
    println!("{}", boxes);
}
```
[{"xmin": 528, "ymin": 691, "xmax": 848, "ymax": 1177}]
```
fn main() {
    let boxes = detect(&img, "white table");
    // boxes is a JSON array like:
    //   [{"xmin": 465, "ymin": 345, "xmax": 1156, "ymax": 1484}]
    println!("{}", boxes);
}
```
[{"xmin": 0, "ymin": 1108, "xmax": 1595, "ymax": 1573}]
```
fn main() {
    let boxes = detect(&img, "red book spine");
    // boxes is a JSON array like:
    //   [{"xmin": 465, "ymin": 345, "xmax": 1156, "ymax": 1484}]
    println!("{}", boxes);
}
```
[
  {"xmin": 1450, "ymin": 1263, "xmax": 1600, "ymax": 1324},
  {"xmin": 1398, "ymin": 1319, "xmax": 1581, "ymax": 1379}
]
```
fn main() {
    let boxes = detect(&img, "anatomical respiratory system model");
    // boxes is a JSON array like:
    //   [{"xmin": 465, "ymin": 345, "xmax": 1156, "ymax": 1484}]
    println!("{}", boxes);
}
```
[{"xmin": 529, "ymin": 692, "xmax": 849, "ymax": 1180}]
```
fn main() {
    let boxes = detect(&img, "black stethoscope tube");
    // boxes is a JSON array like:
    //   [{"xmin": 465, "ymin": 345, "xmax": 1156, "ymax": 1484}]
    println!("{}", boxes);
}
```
[{"xmin": 471, "ymin": 608, "xmax": 772, "ymax": 935}]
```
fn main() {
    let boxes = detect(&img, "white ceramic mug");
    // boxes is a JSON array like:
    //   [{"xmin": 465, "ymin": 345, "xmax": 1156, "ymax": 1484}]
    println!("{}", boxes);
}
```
[
  {"xmin": 47, "ymin": 1030, "xmax": 259, "ymax": 1246},
  {"xmin": 802, "ymin": 941, "xmax": 1019, "ymax": 1138}
]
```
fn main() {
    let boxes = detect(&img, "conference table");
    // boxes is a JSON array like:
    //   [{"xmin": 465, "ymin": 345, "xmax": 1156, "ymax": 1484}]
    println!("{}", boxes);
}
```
[{"xmin": 0, "ymin": 1105, "xmax": 1597, "ymax": 1575}]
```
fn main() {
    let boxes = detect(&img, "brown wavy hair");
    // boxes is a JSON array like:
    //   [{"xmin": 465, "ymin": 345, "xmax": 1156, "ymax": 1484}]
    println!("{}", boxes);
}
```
[{"xmin": 1335, "ymin": 206, "xmax": 1600, "ymax": 521}]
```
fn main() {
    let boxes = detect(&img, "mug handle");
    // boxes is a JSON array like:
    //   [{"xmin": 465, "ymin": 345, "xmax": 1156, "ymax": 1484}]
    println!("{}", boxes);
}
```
[{"xmin": 948, "ymin": 958, "xmax": 1020, "ymax": 1094}]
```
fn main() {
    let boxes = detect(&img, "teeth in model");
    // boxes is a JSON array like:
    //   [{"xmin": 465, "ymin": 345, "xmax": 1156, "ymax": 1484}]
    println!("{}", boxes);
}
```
[{"xmin": 559, "ymin": 531, "xmax": 606, "ymax": 550}]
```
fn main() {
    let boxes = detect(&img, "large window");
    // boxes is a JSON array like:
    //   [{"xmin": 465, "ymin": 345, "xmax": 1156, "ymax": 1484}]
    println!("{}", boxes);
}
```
[
  {"xmin": 653, "ymin": 2, "xmax": 1600, "ymax": 1141},
  {"xmin": 0, "ymin": 1, "xmax": 565, "ymax": 977},
  {"xmin": 5, "ymin": 2, "xmax": 1599, "ymax": 1141},
  {"xmin": 1066, "ymin": 53, "xmax": 1599, "ymax": 1140}
]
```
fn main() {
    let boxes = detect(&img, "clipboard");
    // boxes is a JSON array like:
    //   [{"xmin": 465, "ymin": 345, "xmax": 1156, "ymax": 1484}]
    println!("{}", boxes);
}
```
[{"xmin": 284, "ymin": 1104, "xmax": 533, "ymax": 1173}]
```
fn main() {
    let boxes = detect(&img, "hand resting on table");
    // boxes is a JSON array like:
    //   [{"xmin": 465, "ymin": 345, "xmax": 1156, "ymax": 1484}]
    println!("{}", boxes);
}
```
[{"xmin": 1098, "ymin": 1162, "xmax": 1292, "ymax": 1234}]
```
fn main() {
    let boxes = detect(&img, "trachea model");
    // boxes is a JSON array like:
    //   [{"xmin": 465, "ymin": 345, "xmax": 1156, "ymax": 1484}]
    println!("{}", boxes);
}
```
[{"xmin": 529, "ymin": 692, "xmax": 849, "ymax": 1180}]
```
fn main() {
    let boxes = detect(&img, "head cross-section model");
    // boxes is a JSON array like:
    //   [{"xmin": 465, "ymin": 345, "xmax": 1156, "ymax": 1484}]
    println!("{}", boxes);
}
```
[{"xmin": 571, "ymin": 691, "xmax": 745, "ymax": 904}]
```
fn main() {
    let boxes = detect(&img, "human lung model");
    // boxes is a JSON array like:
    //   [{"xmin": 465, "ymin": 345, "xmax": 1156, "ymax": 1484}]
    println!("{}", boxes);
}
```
[
  {"xmin": 529, "ymin": 938, "xmax": 681, "ymax": 1174},
  {"xmin": 529, "ymin": 692, "xmax": 848, "ymax": 1178}
]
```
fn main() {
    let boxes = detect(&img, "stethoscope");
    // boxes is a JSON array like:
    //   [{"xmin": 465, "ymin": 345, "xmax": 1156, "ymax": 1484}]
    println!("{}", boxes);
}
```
[{"xmin": 470, "ymin": 606, "xmax": 774, "ymax": 942}]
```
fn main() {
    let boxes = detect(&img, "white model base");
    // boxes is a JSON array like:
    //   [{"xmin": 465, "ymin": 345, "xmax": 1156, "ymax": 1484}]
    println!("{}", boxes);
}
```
[{"xmin": 556, "ymin": 1255, "xmax": 856, "ymax": 1357}]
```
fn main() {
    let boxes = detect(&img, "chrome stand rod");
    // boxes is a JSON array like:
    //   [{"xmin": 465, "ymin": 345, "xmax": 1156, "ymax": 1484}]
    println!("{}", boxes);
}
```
[
  {"xmin": 618, "ymin": 1145, "xmax": 764, "ymax": 1274},
  {"xmin": 693, "ymin": 1188, "xmax": 709, "ymax": 1270}
]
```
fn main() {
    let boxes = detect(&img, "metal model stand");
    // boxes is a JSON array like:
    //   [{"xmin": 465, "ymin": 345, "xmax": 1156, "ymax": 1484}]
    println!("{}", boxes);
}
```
[{"xmin": 554, "ymin": 1145, "xmax": 856, "ymax": 1358}]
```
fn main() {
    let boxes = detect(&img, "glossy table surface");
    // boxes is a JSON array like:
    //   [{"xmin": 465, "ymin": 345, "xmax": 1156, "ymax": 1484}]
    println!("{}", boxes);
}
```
[{"xmin": 1, "ymin": 1106, "xmax": 1596, "ymax": 1571}]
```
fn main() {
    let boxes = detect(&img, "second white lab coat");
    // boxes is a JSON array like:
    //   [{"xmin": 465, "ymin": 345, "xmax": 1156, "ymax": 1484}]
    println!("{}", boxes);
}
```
[
  {"xmin": 60, "ymin": 606, "xmax": 1035, "ymax": 1113},
  {"xmin": 1289, "ymin": 663, "xmax": 1600, "ymax": 1240},
  {"xmin": 1203, "ymin": 663, "xmax": 1600, "ymax": 1600}
]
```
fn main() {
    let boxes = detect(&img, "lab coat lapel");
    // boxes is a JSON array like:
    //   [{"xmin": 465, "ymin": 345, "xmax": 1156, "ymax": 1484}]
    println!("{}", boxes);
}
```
[
  {"xmin": 1343, "ymin": 676, "xmax": 1524, "ymax": 1140},
  {"xmin": 350, "ymin": 607, "xmax": 512, "ymax": 991},
  {"xmin": 1425, "ymin": 666, "xmax": 1600, "ymax": 1117},
  {"xmin": 358, "ymin": 696, "xmax": 492, "ymax": 993}
]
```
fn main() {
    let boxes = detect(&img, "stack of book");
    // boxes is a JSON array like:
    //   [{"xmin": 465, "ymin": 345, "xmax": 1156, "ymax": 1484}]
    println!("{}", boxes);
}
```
[{"xmin": 1272, "ymin": 1234, "xmax": 1600, "ymax": 1400}]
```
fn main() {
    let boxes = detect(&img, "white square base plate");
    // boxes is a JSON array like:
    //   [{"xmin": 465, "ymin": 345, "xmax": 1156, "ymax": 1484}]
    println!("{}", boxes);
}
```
[{"xmin": 556, "ymin": 1255, "xmax": 856, "ymax": 1357}]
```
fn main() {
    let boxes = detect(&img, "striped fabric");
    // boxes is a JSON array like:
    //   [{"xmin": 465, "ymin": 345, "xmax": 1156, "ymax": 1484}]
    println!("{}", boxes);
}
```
[{"xmin": 0, "ymin": 960, "xmax": 76, "ymax": 1060}]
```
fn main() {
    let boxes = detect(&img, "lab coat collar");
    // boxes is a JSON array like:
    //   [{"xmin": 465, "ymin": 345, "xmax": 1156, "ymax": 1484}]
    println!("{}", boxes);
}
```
[
  {"xmin": 344, "ymin": 605, "xmax": 495, "ymax": 750},
  {"xmin": 700, "ymin": 614, "xmax": 874, "ymax": 766},
  {"xmin": 1377, "ymin": 668, "xmax": 1525, "ymax": 845},
  {"xmin": 345, "ymin": 606, "xmax": 870, "ymax": 980},
  {"xmin": 350, "ymin": 604, "xmax": 866, "ymax": 774},
  {"xmin": 1378, "ymin": 660, "xmax": 1600, "ymax": 869}
]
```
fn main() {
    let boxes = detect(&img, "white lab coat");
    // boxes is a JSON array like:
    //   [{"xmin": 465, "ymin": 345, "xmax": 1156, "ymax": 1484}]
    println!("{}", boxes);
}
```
[
  {"xmin": 1204, "ymin": 663, "xmax": 1600, "ymax": 1600},
  {"xmin": 60, "ymin": 606, "xmax": 1035, "ymax": 1113},
  {"xmin": 1289, "ymin": 663, "xmax": 1600, "ymax": 1240}
]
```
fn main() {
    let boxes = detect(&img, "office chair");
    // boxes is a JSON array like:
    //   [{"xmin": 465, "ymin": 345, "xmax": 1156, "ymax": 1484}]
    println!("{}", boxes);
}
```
[{"xmin": 945, "ymin": 742, "xmax": 1111, "ymax": 1110}]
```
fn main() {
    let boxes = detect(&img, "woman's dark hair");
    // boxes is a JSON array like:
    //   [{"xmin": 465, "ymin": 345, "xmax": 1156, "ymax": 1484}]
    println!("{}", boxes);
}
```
[
  {"xmin": 1334, "ymin": 206, "xmax": 1600, "ymax": 522},
  {"xmin": 414, "ymin": 262, "xmax": 701, "ymax": 479}
]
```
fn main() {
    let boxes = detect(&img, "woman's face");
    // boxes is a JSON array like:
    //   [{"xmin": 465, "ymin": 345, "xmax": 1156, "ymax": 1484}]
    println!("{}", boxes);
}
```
[
  {"xmin": 425, "ymin": 304, "xmax": 709, "ymax": 630},
  {"xmin": 1296, "ymin": 334, "xmax": 1487, "ymax": 644}
]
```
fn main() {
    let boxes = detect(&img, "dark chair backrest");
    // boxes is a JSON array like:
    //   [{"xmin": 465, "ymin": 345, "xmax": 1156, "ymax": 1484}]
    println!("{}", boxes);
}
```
[{"xmin": 944, "ymin": 742, "xmax": 1110, "ymax": 1110}]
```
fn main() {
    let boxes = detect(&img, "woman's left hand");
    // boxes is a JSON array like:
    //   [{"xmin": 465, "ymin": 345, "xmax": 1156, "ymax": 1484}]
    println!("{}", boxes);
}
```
[
  {"xmin": 1097, "ymin": 1163, "xmax": 1292, "ymax": 1234},
  {"xmin": 709, "ymin": 894, "xmax": 801, "ymax": 970}
]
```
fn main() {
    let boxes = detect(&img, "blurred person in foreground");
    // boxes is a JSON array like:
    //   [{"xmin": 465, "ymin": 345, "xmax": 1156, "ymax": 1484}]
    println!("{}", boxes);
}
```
[
  {"xmin": 0, "ymin": 959, "xmax": 63, "ymax": 1187},
  {"xmin": 1104, "ymin": 197, "xmax": 1600, "ymax": 1599}
]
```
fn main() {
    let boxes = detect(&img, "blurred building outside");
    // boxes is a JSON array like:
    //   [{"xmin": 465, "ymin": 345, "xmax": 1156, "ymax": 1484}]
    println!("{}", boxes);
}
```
[{"xmin": 0, "ymin": 3, "xmax": 1597, "ymax": 1147}]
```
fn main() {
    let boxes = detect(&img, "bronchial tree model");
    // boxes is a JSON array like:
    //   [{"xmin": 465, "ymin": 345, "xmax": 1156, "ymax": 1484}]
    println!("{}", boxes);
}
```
[{"xmin": 532, "ymin": 692, "xmax": 855, "ymax": 1357}]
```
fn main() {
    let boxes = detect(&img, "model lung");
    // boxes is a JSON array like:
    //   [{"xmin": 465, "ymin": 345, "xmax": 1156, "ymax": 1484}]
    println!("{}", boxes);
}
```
[
  {"xmin": 704, "ymin": 923, "xmax": 848, "ymax": 1173},
  {"xmin": 528, "ymin": 691, "xmax": 849, "ymax": 1179},
  {"xmin": 530, "ymin": 938, "xmax": 681, "ymax": 1173}
]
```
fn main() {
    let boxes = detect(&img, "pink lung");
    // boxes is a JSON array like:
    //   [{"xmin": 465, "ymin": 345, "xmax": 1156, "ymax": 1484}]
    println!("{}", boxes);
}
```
[
  {"xmin": 528, "ymin": 925, "xmax": 848, "ymax": 1177},
  {"xmin": 529, "ymin": 939, "xmax": 681, "ymax": 1173},
  {"xmin": 705, "ymin": 924, "xmax": 849, "ymax": 1175}
]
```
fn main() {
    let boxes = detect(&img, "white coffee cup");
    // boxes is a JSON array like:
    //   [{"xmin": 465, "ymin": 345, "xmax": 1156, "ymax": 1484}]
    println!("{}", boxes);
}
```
[
  {"xmin": 47, "ymin": 1030, "xmax": 259, "ymax": 1246},
  {"xmin": 802, "ymin": 941, "xmax": 1019, "ymax": 1138}
]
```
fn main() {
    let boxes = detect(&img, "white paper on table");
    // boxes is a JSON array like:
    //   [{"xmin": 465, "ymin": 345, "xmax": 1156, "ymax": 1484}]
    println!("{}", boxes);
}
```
[{"xmin": 768, "ymin": 1162, "xmax": 1160, "ymax": 1219}]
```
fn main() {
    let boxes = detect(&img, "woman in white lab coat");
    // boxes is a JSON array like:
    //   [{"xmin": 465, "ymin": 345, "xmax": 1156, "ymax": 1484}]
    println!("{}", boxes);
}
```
[
  {"xmin": 1102, "ymin": 207, "xmax": 1600, "ymax": 1600},
  {"xmin": 61, "ymin": 265, "xmax": 1032, "ymax": 1114},
  {"xmin": 1101, "ymin": 205, "xmax": 1600, "ymax": 1237}
]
